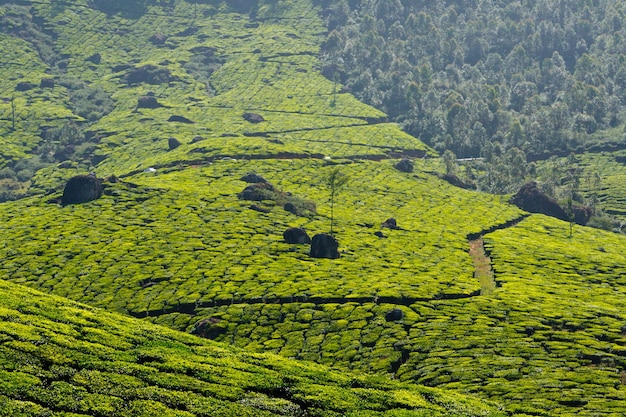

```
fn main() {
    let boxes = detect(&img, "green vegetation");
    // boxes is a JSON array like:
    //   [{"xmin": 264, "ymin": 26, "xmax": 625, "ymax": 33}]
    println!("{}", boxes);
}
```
[
  {"xmin": 2, "ymin": 0, "xmax": 626, "ymax": 416},
  {"xmin": 0, "ymin": 278, "xmax": 505, "ymax": 416},
  {"xmin": 321, "ymin": 0, "xmax": 626, "ymax": 158}
]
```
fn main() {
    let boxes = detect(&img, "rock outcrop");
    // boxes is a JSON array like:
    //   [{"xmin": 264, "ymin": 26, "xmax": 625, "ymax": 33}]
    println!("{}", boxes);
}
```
[
  {"xmin": 149, "ymin": 33, "xmax": 167, "ymax": 45},
  {"xmin": 310, "ymin": 233, "xmax": 340, "ymax": 259},
  {"xmin": 243, "ymin": 112, "xmax": 265, "ymax": 123},
  {"xmin": 240, "ymin": 173, "xmax": 268, "ymax": 184},
  {"xmin": 283, "ymin": 228, "xmax": 311, "ymax": 244},
  {"xmin": 382, "ymin": 218, "xmax": 400, "ymax": 230},
  {"xmin": 61, "ymin": 174, "xmax": 103, "ymax": 205},
  {"xmin": 238, "ymin": 182, "xmax": 275, "ymax": 201},
  {"xmin": 167, "ymin": 115, "xmax": 195, "ymax": 124},
  {"xmin": 510, "ymin": 182, "xmax": 568, "ymax": 221},
  {"xmin": 168, "ymin": 137, "xmax": 181, "ymax": 150},
  {"xmin": 394, "ymin": 159, "xmax": 414, "ymax": 173},
  {"xmin": 385, "ymin": 308, "xmax": 404, "ymax": 322},
  {"xmin": 16, "ymin": 82, "xmax": 35, "ymax": 91},
  {"xmin": 40, "ymin": 78, "xmax": 55, "ymax": 88},
  {"xmin": 137, "ymin": 95, "xmax": 161, "ymax": 109},
  {"xmin": 191, "ymin": 317, "xmax": 227, "ymax": 340}
]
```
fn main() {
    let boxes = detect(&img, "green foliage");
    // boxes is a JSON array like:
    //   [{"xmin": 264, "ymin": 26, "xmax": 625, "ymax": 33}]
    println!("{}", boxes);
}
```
[
  {"xmin": 65, "ymin": 81, "xmax": 115, "ymax": 123},
  {"xmin": 3, "ymin": 1, "xmax": 626, "ymax": 416},
  {"xmin": 325, "ymin": 166, "xmax": 348, "ymax": 234},
  {"xmin": 321, "ymin": 1, "xmax": 626, "ymax": 160},
  {"xmin": 0, "ymin": 278, "xmax": 505, "ymax": 416}
]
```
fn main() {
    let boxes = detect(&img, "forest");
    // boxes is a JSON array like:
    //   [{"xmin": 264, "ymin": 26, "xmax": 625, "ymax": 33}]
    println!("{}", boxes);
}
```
[{"xmin": 319, "ymin": 0, "xmax": 626, "ymax": 187}]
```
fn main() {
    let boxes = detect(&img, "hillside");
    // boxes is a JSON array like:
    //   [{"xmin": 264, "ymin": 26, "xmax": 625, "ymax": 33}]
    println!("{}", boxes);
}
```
[
  {"xmin": 320, "ymin": 0, "xmax": 626, "ymax": 205},
  {"xmin": 0, "ymin": 278, "xmax": 506, "ymax": 416},
  {"xmin": 2, "ymin": 0, "xmax": 626, "ymax": 416}
]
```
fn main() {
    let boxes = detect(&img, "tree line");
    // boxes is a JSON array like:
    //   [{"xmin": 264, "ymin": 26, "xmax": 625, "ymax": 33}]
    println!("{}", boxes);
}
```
[{"xmin": 318, "ymin": 0, "xmax": 626, "ymax": 163}]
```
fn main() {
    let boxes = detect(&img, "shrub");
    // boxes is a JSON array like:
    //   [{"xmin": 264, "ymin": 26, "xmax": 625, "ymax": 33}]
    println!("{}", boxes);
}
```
[{"xmin": 0, "ymin": 167, "xmax": 17, "ymax": 180}]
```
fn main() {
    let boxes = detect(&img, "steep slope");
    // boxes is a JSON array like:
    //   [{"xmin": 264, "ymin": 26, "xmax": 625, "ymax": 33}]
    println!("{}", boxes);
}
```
[
  {"xmin": 0, "ymin": 278, "xmax": 506, "ymax": 416},
  {"xmin": 2, "ymin": 1, "xmax": 626, "ymax": 416}
]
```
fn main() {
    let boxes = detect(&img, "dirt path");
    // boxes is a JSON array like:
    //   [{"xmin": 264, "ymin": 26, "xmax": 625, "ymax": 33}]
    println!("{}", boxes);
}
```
[
  {"xmin": 467, "ymin": 214, "xmax": 530, "ymax": 295},
  {"xmin": 468, "ymin": 237, "xmax": 496, "ymax": 295}
]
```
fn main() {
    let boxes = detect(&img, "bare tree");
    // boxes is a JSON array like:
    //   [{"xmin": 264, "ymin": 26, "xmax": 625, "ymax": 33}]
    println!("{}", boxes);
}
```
[{"xmin": 326, "ymin": 167, "xmax": 348, "ymax": 235}]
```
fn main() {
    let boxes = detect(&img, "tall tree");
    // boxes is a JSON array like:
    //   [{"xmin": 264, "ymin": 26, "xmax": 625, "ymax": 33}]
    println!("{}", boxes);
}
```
[{"xmin": 326, "ymin": 167, "xmax": 348, "ymax": 236}]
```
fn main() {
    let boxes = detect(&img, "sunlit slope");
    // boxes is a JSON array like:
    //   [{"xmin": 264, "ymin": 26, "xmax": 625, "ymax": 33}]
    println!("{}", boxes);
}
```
[
  {"xmin": 3, "ymin": 1, "xmax": 626, "ymax": 416},
  {"xmin": 0, "ymin": 279, "xmax": 507, "ymax": 417},
  {"xmin": 390, "ymin": 216, "xmax": 626, "ymax": 416},
  {"xmin": 0, "ymin": 159, "xmax": 521, "ymax": 327},
  {"xmin": 16, "ymin": 0, "xmax": 429, "ymax": 191},
  {"xmin": 568, "ymin": 150, "xmax": 626, "ymax": 221}
]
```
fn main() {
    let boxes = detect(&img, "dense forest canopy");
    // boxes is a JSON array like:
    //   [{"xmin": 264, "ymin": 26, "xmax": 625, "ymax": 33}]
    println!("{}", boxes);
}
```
[{"xmin": 319, "ymin": 0, "xmax": 626, "ymax": 161}]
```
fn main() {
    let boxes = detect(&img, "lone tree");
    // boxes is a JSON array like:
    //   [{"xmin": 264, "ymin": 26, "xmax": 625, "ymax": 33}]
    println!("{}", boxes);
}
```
[
  {"xmin": 326, "ymin": 166, "xmax": 348, "ymax": 235},
  {"xmin": 442, "ymin": 149, "xmax": 458, "ymax": 176}
]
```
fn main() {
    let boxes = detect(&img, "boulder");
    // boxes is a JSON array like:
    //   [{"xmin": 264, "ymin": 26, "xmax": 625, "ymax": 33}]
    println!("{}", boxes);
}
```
[
  {"xmin": 283, "ymin": 228, "xmax": 311, "ymax": 244},
  {"xmin": 168, "ymin": 115, "xmax": 195, "ymax": 124},
  {"xmin": 137, "ymin": 95, "xmax": 161, "ymax": 109},
  {"xmin": 374, "ymin": 231, "xmax": 386, "ymax": 238},
  {"xmin": 61, "ymin": 174, "xmax": 103, "ymax": 205},
  {"xmin": 86, "ymin": 52, "xmax": 101, "ymax": 64},
  {"xmin": 283, "ymin": 202, "xmax": 297, "ymax": 215},
  {"xmin": 191, "ymin": 135, "xmax": 205, "ymax": 143},
  {"xmin": 385, "ymin": 308, "xmax": 404, "ymax": 322},
  {"xmin": 40, "ymin": 78, "xmax": 55, "ymax": 88},
  {"xmin": 240, "ymin": 172, "xmax": 268, "ymax": 183},
  {"xmin": 510, "ymin": 182, "xmax": 568, "ymax": 221},
  {"xmin": 237, "ymin": 182, "xmax": 275, "ymax": 201},
  {"xmin": 243, "ymin": 112, "xmax": 265, "ymax": 123},
  {"xmin": 168, "ymin": 137, "xmax": 181, "ymax": 150},
  {"xmin": 15, "ymin": 82, "xmax": 35, "ymax": 91},
  {"xmin": 310, "ymin": 233, "xmax": 340, "ymax": 259},
  {"xmin": 382, "ymin": 218, "xmax": 400, "ymax": 230},
  {"xmin": 191, "ymin": 317, "xmax": 227, "ymax": 340},
  {"xmin": 149, "ymin": 33, "xmax": 167, "ymax": 45},
  {"xmin": 394, "ymin": 159, "xmax": 414, "ymax": 173}
]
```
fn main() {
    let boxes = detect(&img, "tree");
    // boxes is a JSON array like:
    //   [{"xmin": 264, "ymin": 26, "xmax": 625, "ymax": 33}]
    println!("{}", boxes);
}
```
[
  {"xmin": 442, "ymin": 150, "xmax": 458, "ymax": 176},
  {"xmin": 326, "ymin": 167, "xmax": 348, "ymax": 235}
]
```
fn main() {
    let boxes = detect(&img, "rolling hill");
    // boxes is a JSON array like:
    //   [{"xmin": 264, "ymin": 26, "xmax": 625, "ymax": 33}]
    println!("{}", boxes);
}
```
[{"xmin": 1, "ymin": 0, "xmax": 626, "ymax": 416}]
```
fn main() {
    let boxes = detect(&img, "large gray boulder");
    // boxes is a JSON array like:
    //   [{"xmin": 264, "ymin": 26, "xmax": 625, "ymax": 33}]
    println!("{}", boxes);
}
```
[
  {"xmin": 283, "ymin": 228, "xmax": 311, "ymax": 244},
  {"xmin": 61, "ymin": 174, "xmax": 103, "ymax": 205},
  {"xmin": 310, "ymin": 233, "xmax": 340, "ymax": 259}
]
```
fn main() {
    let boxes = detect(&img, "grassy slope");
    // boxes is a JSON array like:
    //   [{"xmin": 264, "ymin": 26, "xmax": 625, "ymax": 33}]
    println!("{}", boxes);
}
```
[
  {"xmin": 1, "ymin": 1, "xmax": 626, "ymax": 416},
  {"xmin": 0, "ymin": 278, "xmax": 506, "ymax": 416}
]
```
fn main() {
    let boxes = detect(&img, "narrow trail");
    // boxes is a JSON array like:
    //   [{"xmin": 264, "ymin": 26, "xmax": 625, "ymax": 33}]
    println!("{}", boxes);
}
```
[
  {"xmin": 467, "ymin": 214, "xmax": 530, "ymax": 294},
  {"xmin": 468, "ymin": 237, "xmax": 496, "ymax": 295}
]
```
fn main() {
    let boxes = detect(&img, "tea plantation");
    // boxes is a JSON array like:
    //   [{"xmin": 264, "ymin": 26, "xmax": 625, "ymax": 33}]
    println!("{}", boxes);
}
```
[
  {"xmin": 0, "ymin": 277, "xmax": 507, "ymax": 416},
  {"xmin": 1, "ymin": 0, "xmax": 626, "ymax": 416}
]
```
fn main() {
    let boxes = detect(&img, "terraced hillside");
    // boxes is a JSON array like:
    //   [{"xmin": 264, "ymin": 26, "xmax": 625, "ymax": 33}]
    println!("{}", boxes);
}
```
[
  {"xmin": 0, "ymin": 277, "xmax": 506, "ymax": 416},
  {"xmin": 2, "ymin": 1, "xmax": 626, "ymax": 416}
]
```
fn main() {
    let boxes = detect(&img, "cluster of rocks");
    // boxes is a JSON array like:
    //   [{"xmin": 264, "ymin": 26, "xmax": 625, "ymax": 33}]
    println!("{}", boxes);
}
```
[
  {"xmin": 283, "ymin": 228, "xmax": 340, "ymax": 259},
  {"xmin": 238, "ymin": 173, "xmax": 316, "ymax": 217}
]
